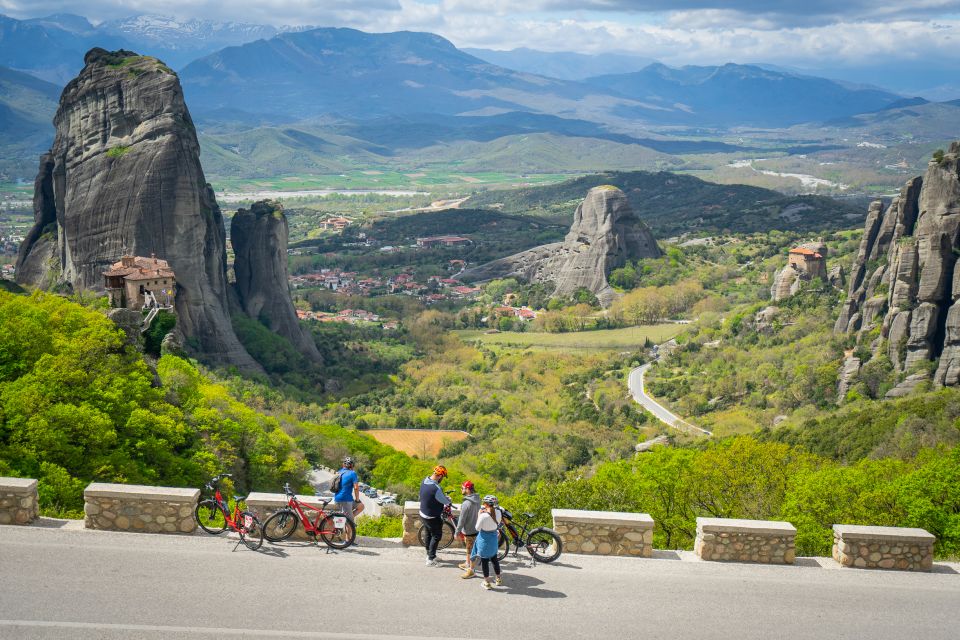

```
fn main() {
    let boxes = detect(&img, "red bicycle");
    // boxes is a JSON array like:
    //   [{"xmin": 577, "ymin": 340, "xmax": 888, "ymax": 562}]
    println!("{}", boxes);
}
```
[
  {"xmin": 262, "ymin": 483, "xmax": 356, "ymax": 549},
  {"xmin": 194, "ymin": 473, "xmax": 264, "ymax": 551}
]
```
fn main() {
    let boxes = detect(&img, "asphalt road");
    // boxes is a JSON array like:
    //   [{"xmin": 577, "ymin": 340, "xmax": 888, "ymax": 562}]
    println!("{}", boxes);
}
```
[
  {"xmin": 628, "ymin": 364, "xmax": 712, "ymax": 436},
  {"xmin": 1, "ymin": 524, "xmax": 958, "ymax": 639}
]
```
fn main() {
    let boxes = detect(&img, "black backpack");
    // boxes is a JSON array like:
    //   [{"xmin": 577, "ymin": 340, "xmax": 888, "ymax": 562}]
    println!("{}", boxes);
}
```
[{"xmin": 330, "ymin": 470, "xmax": 343, "ymax": 495}]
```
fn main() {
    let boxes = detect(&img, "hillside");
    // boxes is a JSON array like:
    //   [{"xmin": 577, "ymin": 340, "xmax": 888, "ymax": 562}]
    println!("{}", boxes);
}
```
[
  {"xmin": 0, "ymin": 66, "xmax": 59, "ymax": 178},
  {"xmin": 585, "ymin": 63, "xmax": 905, "ymax": 127},
  {"xmin": 465, "ymin": 171, "xmax": 865, "ymax": 236}
]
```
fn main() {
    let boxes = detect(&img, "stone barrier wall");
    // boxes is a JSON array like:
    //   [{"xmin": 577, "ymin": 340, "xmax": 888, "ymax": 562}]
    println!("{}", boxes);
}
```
[
  {"xmin": 246, "ymin": 492, "xmax": 343, "ymax": 541},
  {"xmin": 832, "ymin": 525, "xmax": 935, "ymax": 571},
  {"xmin": 402, "ymin": 501, "xmax": 464, "ymax": 547},
  {"xmin": 84, "ymin": 483, "xmax": 199, "ymax": 534},
  {"xmin": 695, "ymin": 518, "xmax": 796, "ymax": 564},
  {"xmin": 0, "ymin": 477, "xmax": 39, "ymax": 526},
  {"xmin": 552, "ymin": 509, "xmax": 653, "ymax": 557}
]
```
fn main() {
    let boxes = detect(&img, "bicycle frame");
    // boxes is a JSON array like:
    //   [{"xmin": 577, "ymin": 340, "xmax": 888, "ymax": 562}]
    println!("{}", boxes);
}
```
[
  {"xmin": 212, "ymin": 485, "xmax": 252, "ymax": 533},
  {"xmin": 285, "ymin": 495, "xmax": 346, "ymax": 537}
]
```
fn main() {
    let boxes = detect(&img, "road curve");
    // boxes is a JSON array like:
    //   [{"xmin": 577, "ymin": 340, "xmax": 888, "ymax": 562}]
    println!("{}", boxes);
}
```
[{"xmin": 628, "ymin": 363, "xmax": 712, "ymax": 436}]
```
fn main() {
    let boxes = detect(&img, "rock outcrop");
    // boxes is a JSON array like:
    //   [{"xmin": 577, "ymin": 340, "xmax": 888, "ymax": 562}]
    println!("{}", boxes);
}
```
[
  {"xmin": 771, "ymin": 240, "xmax": 829, "ymax": 301},
  {"xmin": 14, "ymin": 49, "xmax": 262, "ymax": 370},
  {"xmin": 835, "ymin": 142, "xmax": 960, "ymax": 389},
  {"xmin": 459, "ymin": 186, "xmax": 660, "ymax": 306},
  {"xmin": 231, "ymin": 200, "xmax": 320, "ymax": 359}
]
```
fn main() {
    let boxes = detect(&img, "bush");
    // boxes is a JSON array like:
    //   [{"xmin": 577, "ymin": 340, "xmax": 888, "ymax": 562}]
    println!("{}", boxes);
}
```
[{"xmin": 354, "ymin": 514, "xmax": 403, "ymax": 538}]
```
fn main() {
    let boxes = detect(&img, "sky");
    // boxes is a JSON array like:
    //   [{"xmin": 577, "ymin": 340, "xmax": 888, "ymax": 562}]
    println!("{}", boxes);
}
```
[{"xmin": 3, "ymin": 0, "xmax": 959, "ymax": 74}]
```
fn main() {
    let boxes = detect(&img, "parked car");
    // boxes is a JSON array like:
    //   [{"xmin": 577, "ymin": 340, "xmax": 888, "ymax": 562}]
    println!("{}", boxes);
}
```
[
  {"xmin": 377, "ymin": 495, "xmax": 396, "ymax": 506},
  {"xmin": 364, "ymin": 487, "xmax": 378, "ymax": 498}
]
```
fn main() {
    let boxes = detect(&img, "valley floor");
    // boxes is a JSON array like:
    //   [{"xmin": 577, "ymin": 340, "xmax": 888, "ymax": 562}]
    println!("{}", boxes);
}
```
[{"xmin": 1, "ymin": 523, "xmax": 957, "ymax": 639}]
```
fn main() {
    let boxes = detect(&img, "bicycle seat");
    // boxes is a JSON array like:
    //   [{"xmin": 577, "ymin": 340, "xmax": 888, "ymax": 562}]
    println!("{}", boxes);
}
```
[{"xmin": 232, "ymin": 495, "xmax": 247, "ymax": 502}]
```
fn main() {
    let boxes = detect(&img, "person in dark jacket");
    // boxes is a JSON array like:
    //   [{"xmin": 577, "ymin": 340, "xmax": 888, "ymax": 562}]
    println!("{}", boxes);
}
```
[
  {"xmin": 455, "ymin": 480, "xmax": 480, "ymax": 578},
  {"xmin": 419, "ymin": 465, "xmax": 451, "ymax": 566}
]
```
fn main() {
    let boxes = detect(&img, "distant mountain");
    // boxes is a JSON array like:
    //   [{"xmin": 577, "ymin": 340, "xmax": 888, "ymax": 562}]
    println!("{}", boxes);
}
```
[
  {"xmin": 585, "ymin": 63, "xmax": 908, "ymax": 127},
  {"xmin": 0, "ymin": 65, "xmax": 59, "ymax": 177},
  {"xmin": 179, "ymin": 28, "xmax": 665, "ymax": 125},
  {"xmin": 463, "ymin": 47, "xmax": 655, "ymax": 81},
  {"xmin": 0, "ymin": 13, "xmax": 306, "ymax": 83}
]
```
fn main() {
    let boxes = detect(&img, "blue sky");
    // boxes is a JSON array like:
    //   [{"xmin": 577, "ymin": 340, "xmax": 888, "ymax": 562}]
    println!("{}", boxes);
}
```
[{"xmin": 2, "ymin": 0, "xmax": 959, "ymax": 72}]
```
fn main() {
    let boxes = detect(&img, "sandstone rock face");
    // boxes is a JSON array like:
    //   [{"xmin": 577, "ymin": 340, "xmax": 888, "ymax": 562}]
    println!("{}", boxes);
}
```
[
  {"xmin": 460, "ymin": 186, "xmax": 660, "ymax": 306},
  {"xmin": 835, "ymin": 141, "xmax": 960, "ymax": 390},
  {"xmin": 15, "ymin": 49, "xmax": 260, "ymax": 371},
  {"xmin": 231, "ymin": 201, "xmax": 319, "ymax": 359},
  {"xmin": 837, "ymin": 356, "xmax": 862, "ymax": 402}
]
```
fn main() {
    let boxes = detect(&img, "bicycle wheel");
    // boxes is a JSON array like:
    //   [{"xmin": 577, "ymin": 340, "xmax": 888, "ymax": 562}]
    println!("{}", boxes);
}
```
[
  {"xmin": 496, "ymin": 529, "xmax": 510, "ymax": 561},
  {"xmin": 195, "ymin": 499, "xmax": 228, "ymax": 534},
  {"xmin": 417, "ymin": 520, "xmax": 456, "ymax": 550},
  {"xmin": 263, "ymin": 509, "xmax": 299, "ymax": 542},
  {"xmin": 319, "ymin": 513, "xmax": 356, "ymax": 550},
  {"xmin": 238, "ymin": 511, "xmax": 264, "ymax": 551},
  {"xmin": 526, "ymin": 527, "xmax": 563, "ymax": 563}
]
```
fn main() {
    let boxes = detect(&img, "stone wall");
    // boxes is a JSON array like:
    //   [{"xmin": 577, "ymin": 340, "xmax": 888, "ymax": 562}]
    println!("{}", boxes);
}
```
[
  {"xmin": 832, "ymin": 525, "xmax": 935, "ymax": 571},
  {"xmin": 552, "ymin": 509, "xmax": 653, "ymax": 557},
  {"xmin": 695, "ymin": 518, "xmax": 796, "ymax": 564},
  {"xmin": 0, "ymin": 477, "xmax": 39, "ymax": 525},
  {"xmin": 84, "ymin": 483, "xmax": 199, "ymax": 534},
  {"xmin": 247, "ymin": 492, "xmax": 342, "ymax": 541}
]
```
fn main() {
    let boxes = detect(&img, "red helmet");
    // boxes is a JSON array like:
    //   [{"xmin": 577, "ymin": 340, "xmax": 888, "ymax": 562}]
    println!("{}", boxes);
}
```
[
  {"xmin": 461, "ymin": 480, "xmax": 475, "ymax": 491},
  {"xmin": 433, "ymin": 465, "xmax": 448, "ymax": 478}
]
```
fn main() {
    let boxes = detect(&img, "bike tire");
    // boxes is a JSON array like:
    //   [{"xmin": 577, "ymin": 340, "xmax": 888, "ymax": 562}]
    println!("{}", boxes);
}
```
[
  {"xmin": 319, "ymin": 513, "xmax": 356, "ymax": 549},
  {"xmin": 417, "ymin": 520, "xmax": 456, "ymax": 550},
  {"xmin": 239, "ymin": 511, "xmax": 264, "ymax": 551},
  {"xmin": 195, "ymin": 499, "xmax": 228, "ymax": 534},
  {"xmin": 496, "ymin": 529, "xmax": 510, "ymax": 561},
  {"xmin": 526, "ymin": 527, "xmax": 563, "ymax": 563},
  {"xmin": 263, "ymin": 508, "xmax": 299, "ymax": 542}
]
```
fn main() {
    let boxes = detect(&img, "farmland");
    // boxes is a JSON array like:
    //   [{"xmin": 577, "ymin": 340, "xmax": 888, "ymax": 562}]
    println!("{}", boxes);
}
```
[
  {"xmin": 364, "ymin": 428, "xmax": 470, "ymax": 458},
  {"xmin": 453, "ymin": 324, "xmax": 685, "ymax": 353}
]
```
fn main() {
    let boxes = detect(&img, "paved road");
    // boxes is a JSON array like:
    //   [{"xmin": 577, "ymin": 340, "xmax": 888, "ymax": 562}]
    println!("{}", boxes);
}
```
[
  {"xmin": 628, "ymin": 363, "xmax": 712, "ymax": 436},
  {"xmin": 309, "ymin": 468, "xmax": 382, "ymax": 518},
  {"xmin": 0, "ymin": 524, "xmax": 957, "ymax": 639}
]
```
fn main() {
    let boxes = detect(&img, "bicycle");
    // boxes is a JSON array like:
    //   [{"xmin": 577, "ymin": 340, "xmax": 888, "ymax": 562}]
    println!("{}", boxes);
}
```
[
  {"xmin": 417, "ymin": 494, "xmax": 457, "ymax": 550},
  {"xmin": 496, "ymin": 508, "xmax": 562, "ymax": 563},
  {"xmin": 261, "ymin": 483, "xmax": 356, "ymax": 549},
  {"xmin": 194, "ymin": 473, "xmax": 264, "ymax": 551}
]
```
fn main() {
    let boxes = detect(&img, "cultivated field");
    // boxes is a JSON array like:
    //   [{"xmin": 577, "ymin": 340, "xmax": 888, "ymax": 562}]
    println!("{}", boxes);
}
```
[
  {"xmin": 365, "ymin": 429, "xmax": 470, "ymax": 457},
  {"xmin": 454, "ymin": 325, "xmax": 685, "ymax": 353}
]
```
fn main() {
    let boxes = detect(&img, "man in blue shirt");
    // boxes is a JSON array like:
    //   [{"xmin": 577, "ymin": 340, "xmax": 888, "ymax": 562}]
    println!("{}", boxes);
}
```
[{"xmin": 334, "ymin": 456, "xmax": 361, "ymax": 524}]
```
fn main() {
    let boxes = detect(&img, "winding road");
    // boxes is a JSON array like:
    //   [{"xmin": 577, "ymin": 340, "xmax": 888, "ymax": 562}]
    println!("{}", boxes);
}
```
[{"xmin": 628, "ymin": 363, "xmax": 712, "ymax": 436}]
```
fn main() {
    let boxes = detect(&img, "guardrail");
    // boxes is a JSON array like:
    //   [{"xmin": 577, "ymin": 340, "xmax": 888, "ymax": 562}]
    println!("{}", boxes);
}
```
[
  {"xmin": 553, "ymin": 509, "xmax": 654, "ymax": 557},
  {"xmin": 84, "ymin": 483, "xmax": 199, "ymax": 534},
  {"xmin": 0, "ymin": 477, "xmax": 38, "ymax": 526},
  {"xmin": 695, "ymin": 517, "xmax": 797, "ymax": 564},
  {"xmin": 833, "ymin": 524, "xmax": 935, "ymax": 571}
]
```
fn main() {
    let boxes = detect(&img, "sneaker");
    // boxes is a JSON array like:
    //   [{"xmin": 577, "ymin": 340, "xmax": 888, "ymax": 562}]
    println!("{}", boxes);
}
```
[
  {"xmin": 495, "ymin": 576, "xmax": 503, "ymax": 586},
  {"xmin": 425, "ymin": 558, "xmax": 438, "ymax": 567},
  {"xmin": 457, "ymin": 562, "xmax": 467, "ymax": 570},
  {"xmin": 481, "ymin": 581, "xmax": 493, "ymax": 590},
  {"xmin": 461, "ymin": 569, "xmax": 475, "ymax": 579}
]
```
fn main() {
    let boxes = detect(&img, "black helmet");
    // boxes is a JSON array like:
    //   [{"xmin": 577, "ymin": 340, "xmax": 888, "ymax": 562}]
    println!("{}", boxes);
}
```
[{"xmin": 342, "ymin": 456, "xmax": 354, "ymax": 468}]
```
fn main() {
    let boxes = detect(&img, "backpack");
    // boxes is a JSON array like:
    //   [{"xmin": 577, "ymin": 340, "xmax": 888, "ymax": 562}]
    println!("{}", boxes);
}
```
[{"xmin": 330, "ymin": 470, "xmax": 343, "ymax": 495}]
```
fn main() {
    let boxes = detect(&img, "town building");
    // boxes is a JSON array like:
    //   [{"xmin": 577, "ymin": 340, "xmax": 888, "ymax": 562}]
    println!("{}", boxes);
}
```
[
  {"xmin": 103, "ymin": 255, "xmax": 176, "ymax": 310},
  {"xmin": 787, "ymin": 247, "xmax": 827, "ymax": 279},
  {"xmin": 320, "ymin": 216, "xmax": 351, "ymax": 231},
  {"xmin": 416, "ymin": 235, "xmax": 471, "ymax": 248}
]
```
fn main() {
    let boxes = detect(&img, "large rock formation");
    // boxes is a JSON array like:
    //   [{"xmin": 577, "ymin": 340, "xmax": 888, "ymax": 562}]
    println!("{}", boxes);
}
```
[
  {"xmin": 459, "ymin": 186, "xmax": 660, "ymax": 306},
  {"xmin": 835, "ymin": 142, "xmax": 960, "ymax": 388},
  {"xmin": 232, "ymin": 200, "xmax": 320, "ymax": 359},
  {"xmin": 14, "ymin": 49, "xmax": 260, "ymax": 370}
]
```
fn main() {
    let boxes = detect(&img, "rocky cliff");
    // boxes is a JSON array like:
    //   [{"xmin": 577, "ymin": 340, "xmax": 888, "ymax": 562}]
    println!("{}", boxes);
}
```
[
  {"xmin": 834, "ymin": 141, "xmax": 960, "ymax": 389},
  {"xmin": 15, "ymin": 48, "xmax": 260, "ymax": 371},
  {"xmin": 231, "ymin": 200, "xmax": 320, "ymax": 359},
  {"xmin": 460, "ymin": 186, "xmax": 661, "ymax": 306}
]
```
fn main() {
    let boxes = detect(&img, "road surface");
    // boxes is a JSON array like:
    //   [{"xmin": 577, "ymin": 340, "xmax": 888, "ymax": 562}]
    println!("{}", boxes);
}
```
[
  {"xmin": 0, "ymin": 524, "xmax": 957, "ymax": 639},
  {"xmin": 309, "ymin": 468, "xmax": 382, "ymax": 518},
  {"xmin": 628, "ymin": 364, "xmax": 712, "ymax": 436}
]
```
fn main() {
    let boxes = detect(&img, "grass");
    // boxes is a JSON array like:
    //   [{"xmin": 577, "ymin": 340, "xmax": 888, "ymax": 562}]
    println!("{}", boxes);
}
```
[
  {"xmin": 364, "ymin": 428, "xmax": 470, "ymax": 457},
  {"xmin": 454, "ymin": 324, "xmax": 684, "ymax": 353}
]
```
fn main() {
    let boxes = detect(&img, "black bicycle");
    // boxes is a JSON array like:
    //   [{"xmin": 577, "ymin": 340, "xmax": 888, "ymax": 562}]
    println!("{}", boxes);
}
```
[{"xmin": 496, "ymin": 509, "xmax": 562, "ymax": 563}]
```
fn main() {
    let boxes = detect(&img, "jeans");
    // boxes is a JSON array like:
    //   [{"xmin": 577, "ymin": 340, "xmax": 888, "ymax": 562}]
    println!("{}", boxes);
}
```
[{"xmin": 421, "ymin": 516, "xmax": 443, "ymax": 560}]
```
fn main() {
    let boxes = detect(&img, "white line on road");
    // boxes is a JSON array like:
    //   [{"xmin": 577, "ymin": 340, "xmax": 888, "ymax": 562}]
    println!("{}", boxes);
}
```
[{"xmin": 0, "ymin": 620, "xmax": 484, "ymax": 640}]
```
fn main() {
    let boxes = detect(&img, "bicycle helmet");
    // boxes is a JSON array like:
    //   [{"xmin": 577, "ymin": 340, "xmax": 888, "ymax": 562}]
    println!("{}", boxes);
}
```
[
  {"xmin": 342, "ymin": 456, "xmax": 354, "ymax": 468},
  {"xmin": 433, "ymin": 465, "xmax": 448, "ymax": 478},
  {"xmin": 482, "ymin": 494, "xmax": 498, "ymax": 507},
  {"xmin": 461, "ymin": 480, "xmax": 475, "ymax": 492}
]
